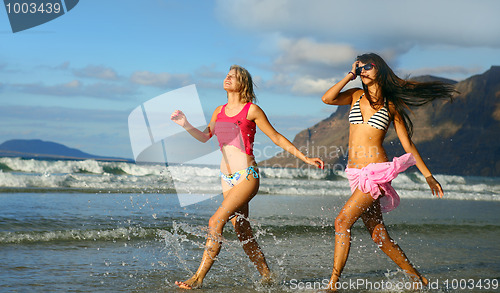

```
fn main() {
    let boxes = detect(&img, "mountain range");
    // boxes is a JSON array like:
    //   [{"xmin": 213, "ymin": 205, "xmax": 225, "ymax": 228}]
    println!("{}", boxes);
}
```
[
  {"xmin": 0, "ymin": 139, "xmax": 129, "ymax": 161},
  {"xmin": 263, "ymin": 66, "xmax": 500, "ymax": 177}
]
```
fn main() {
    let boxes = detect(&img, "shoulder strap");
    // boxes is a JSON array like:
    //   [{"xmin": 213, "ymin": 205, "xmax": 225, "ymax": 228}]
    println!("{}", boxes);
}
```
[
  {"xmin": 240, "ymin": 102, "xmax": 252, "ymax": 120},
  {"xmin": 219, "ymin": 104, "xmax": 227, "ymax": 117}
]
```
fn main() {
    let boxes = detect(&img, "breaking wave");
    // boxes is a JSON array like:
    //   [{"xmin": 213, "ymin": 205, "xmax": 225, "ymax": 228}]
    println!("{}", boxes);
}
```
[{"xmin": 0, "ymin": 157, "xmax": 498, "ymax": 201}]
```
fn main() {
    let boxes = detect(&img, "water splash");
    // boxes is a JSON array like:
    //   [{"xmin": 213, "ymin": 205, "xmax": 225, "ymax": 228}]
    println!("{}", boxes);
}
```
[{"xmin": 159, "ymin": 219, "xmax": 291, "ymax": 291}]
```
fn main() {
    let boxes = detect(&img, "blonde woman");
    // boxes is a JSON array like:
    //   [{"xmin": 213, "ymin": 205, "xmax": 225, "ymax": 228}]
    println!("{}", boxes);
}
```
[{"xmin": 171, "ymin": 65, "xmax": 324, "ymax": 289}]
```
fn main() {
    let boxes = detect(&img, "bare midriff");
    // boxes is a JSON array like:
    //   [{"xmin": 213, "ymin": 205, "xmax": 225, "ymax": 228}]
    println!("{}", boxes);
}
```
[
  {"xmin": 219, "ymin": 145, "xmax": 257, "ymax": 175},
  {"xmin": 347, "ymin": 124, "xmax": 388, "ymax": 169}
]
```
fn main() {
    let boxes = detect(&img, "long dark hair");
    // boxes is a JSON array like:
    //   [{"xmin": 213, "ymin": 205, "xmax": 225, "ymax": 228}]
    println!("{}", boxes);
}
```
[{"xmin": 357, "ymin": 53, "xmax": 456, "ymax": 138}]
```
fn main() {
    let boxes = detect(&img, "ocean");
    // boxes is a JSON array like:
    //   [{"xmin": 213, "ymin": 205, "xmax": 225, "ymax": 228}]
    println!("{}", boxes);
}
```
[{"xmin": 0, "ymin": 157, "xmax": 499, "ymax": 292}]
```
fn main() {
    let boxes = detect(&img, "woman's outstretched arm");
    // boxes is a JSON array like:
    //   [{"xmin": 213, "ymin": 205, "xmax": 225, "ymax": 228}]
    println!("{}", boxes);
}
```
[
  {"xmin": 249, "ymin": 104, "xmax": 324, "ymax": 169},
  {"xmin": 392, "ymin": 108, "xmax": 444, "ymax": 198},
  {"xmin": 170, "ymin": 106, "xmax": 221, "ymax": 143}
]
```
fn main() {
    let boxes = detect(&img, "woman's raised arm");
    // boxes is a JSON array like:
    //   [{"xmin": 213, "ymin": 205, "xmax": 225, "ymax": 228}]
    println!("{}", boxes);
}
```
[{"xmin": 321, "ymin": 61, "xmax": 360, "ymax": 105}]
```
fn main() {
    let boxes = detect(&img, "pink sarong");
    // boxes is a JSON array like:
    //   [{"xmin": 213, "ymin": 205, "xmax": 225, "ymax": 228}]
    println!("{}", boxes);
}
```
[{"xmin": 345, "ymin": 153, "xmax": 416, "ymax": 213}]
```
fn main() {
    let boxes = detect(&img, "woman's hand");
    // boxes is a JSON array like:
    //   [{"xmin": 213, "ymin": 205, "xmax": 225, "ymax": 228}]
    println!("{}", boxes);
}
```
[
  {"xmin": 170, "ymin": 110, "xmax": 187, "ymax": 127},
  {"xmin": 350, "ymin": 60, "xmax": 359, "ymax": 77},
  {"xmin": 426, "ymin": 175, "xmax": 444, "ymax": 198},
  {"xmin": 304, "ymin": 157, "xmax": 324, "ymax": 169}
]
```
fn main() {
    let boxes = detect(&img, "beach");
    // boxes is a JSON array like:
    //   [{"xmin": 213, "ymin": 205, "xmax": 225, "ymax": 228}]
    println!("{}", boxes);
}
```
[{"xmin": 0, "ymin": 157, "xmax": 499, "ymax": 292}]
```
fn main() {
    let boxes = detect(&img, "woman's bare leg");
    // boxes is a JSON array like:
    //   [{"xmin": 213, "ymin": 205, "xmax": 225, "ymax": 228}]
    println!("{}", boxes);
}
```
[
  {"xmin": 231, "ymin": 204, "xmax": 271, "ymax": 280},
  {"xmin": 326, "ymin": 189, "xmax": 377, "ymax": 291},
  {"xmin": 175, "ymin": 175, "xmax": 259, "ymax": 289},
  {"xmin": 361, "ymin": 201, "xmax": 428, "ymax": 288}
]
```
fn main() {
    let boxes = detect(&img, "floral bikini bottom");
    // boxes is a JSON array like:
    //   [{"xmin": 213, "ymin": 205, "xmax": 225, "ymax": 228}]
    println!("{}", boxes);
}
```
[{"xmin": 220, "ymin": 166, "xmax": 259, "ymax": 187}]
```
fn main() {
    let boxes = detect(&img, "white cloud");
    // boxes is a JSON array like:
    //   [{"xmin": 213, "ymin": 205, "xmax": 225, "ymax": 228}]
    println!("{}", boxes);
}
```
[
  {"xmin": 253, "ymin": 37, "xmax": 358, "ymax": 96},
  {"xmin": 259, "ymin": 72, "xmax": 336, "ymax": 96},
  {"xmin": 13, "ymin": 80, "xmax": 81, "ymax": 96},
  {"xmin": 63, "ymin": 80, "xmax": 81, "ymax": 88},
  {"xmin": 215, "ymin": 0, "xmax": 500, "ymax": 95},
  {"xmin": 262, "ymin": 73, "xmax": 364, "ymax": 96},
  {"xmin": 216, "ymin": 0, "xmax": 500, "ymax": 48},
  {"xmin": 73, "ymin": 65, "xmax": 119, "ymax": 80},
  {"xmin": 275, "ymin": 37, "xmax": 356, "ymax": 68},
  {"xmin": 57, "ymin": 61, "xmax": 70, "ymax": 70},
  {"xmin": 290, "ymin": 76, "xmax": 337, "ymax": 95},
  {"xmin": 82, "ymin": 82, "xmax": 138, "ymax": 99},
  {"xmin": 195, "ymin": 64, "xmax": 225, "ymax": 79},
  {"xmin": 0, "ymin": 105, "xmax": 127, "ymax": 123},
  {"xmin": 130, "ymin": 71, "xmax": 192, "ymax": 88},
  {"xmin": 11, "ymin": 80, "xmax": 136, "ymax": 100}
]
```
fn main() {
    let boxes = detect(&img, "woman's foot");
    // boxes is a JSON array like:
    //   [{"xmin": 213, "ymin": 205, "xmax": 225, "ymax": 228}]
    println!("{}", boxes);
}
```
[
  {"xmin": 259, "ymin": 271, "xmax": 277, "ymax": 287},
  {"xmin": 175, "ymin": 276, "xmax": 202, "ymax": 290},
  {"xmin": 321, "ymin": 284, "xmax": 337, "ymax": 292},
  {"xmin": 322, "ymin": 268, "xmax": 340, "ymax": 292},
  {"xmin": 409, "ymin": 275, "xmax": 428, "ymax": 290}
]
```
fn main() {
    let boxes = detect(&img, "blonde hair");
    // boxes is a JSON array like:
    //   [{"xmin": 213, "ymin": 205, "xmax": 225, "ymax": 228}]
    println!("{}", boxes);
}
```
[{"xmin": 230, "ymin": 64, "xmax": 256, "ymax": 103}]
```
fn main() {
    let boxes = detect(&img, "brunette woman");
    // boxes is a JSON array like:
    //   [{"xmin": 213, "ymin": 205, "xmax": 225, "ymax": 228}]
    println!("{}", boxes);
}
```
[{"xmin": 321, "ymin": 53, "xmax": 455, "ymax": 291}]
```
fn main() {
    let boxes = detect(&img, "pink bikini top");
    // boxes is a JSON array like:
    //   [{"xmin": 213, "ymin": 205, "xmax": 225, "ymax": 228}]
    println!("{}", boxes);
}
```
[{"xmin": 213, "ymin": 102, "xmax": 256, "ymax": 157}]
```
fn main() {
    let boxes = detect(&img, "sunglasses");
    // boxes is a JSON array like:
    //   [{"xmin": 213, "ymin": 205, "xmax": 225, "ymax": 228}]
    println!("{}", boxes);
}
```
[{"xmin": 355, "ymin": 63, "xmax": 375, "ymax": 75}]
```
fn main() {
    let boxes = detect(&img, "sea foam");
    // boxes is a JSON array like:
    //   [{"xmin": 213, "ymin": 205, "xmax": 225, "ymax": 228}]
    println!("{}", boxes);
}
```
[{"xmin": 0, "ymin": 157, "xmax": 498, "ymax": 201}]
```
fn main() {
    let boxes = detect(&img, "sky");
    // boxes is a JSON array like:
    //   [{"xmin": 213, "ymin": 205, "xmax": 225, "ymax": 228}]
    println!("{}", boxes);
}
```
[{"xmin": 1, "ymin": 0, "xmax": 500, "ymax": 161}]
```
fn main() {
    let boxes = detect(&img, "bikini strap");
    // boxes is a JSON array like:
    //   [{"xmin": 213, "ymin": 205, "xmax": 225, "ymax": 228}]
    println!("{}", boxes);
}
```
[{"xmin": 245, "ymin": 166, "xmax": 259, "ymax": 180}]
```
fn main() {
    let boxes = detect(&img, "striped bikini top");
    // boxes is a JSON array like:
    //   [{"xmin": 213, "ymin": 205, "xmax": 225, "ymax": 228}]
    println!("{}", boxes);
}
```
[{"xmin": 348, "ymin": 94, "xmax": 390, "ymax": 131}]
